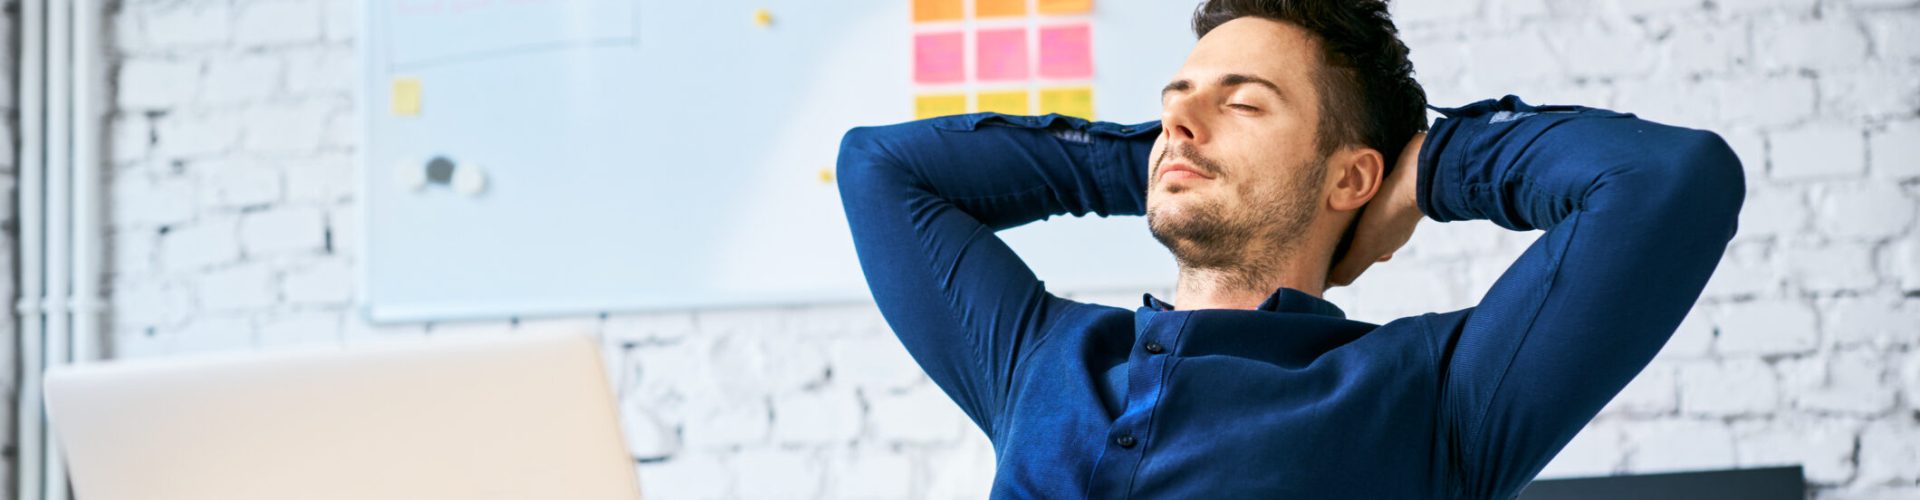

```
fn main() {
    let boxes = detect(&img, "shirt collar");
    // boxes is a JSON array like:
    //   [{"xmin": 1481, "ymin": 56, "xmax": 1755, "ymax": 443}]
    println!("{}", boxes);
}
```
[{"xmin": 1141, "ymin": 287, "xmax": 1347, "ymax": 319}]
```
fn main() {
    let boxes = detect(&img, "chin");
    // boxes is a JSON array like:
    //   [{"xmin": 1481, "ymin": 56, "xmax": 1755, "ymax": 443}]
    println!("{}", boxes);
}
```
[
  {"xmin": 1147, "ymin": 195, "xmax": 1213, "ymax": 236},
  {"xmin": 1149, "ymin": 187, "xmax": 1208, "ymax": 213}
]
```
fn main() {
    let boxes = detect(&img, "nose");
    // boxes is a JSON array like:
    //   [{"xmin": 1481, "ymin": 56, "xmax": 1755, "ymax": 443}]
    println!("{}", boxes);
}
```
[{"xmin": 1160, "ymin": 93, "xmax": 1208, "ymax": 145}]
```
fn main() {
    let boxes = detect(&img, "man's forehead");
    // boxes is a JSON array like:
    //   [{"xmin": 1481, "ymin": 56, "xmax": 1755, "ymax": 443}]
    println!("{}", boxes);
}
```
[{"xmin": 1175, "ymin": 17, "xmax": 1320, "ymax": 91}]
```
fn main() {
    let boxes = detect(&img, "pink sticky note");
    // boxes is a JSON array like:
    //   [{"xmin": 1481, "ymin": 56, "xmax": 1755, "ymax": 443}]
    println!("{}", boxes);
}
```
[
  {"xmin": 915, "ymin": 32, "xmax": 965, "ymax": 84},
  {"xmin": 1039, "ymin": 24, "xmax": 1093, "ymax": 79},
  {"xmin": 976, "ymin": 28, "xmax": 1030, "ymax": 81}
]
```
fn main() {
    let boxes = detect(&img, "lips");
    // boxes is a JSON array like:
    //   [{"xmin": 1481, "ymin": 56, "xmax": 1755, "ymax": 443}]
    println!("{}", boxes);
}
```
[{"xmin": 1158, "ymin": 162, "xmax": 1214, "ymax": 182}]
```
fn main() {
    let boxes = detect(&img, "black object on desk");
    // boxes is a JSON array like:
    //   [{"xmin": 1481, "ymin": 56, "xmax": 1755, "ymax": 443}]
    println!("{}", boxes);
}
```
[{"xmin": 1518, "ymin": 466, "xmax": 1806, "ymax": 500}]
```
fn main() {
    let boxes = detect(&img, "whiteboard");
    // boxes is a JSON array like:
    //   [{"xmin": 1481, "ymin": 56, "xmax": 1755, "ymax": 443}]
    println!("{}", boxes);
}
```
[{"xmin": 359, "ymin": 0, "xmax": 1198, "ymax": 322}]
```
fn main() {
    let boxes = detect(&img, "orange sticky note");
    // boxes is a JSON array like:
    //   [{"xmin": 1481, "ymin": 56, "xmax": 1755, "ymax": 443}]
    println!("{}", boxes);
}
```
[
  {"xmin": 391, "ymin": 77, "xmax": 422, "ymax": 116},
  {"xmin": 915, "ymin": 94, "xmax": 968, "ymax": 120},
  {"xmin": 914, "ymin": 32, "xmax": 965, "ymax": 84},
  {"xmin": 1039, "ymin": 24, "xmax": 1093, "ymax": 79},
  {"xmin": 1037, "ymin": 0, "xmax": 1092, "ymax": 15},
  {"xmin": 977, "ymin": 90, "xmax": 1030, "ymax": 115},
  {"xmin": 1039, "ymin": 87, "xmax": 1094, "ymax": 119},
  {"xmin": 913, "ymin": 0, "xmax": 962, "ymax": 22},
  {"xmin": 977, "ymin": 0, "xmax": 1026, "ymax": 18},
  {"xmin": 976, "ymin": 28, "xmax": 1029, "ymax": 81}
]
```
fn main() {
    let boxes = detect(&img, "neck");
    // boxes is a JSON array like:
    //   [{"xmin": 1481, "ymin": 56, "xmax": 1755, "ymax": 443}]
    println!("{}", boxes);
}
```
[{"xmin": 1171, "ymin": 257, "xmax": 1327, "ymax": 310}]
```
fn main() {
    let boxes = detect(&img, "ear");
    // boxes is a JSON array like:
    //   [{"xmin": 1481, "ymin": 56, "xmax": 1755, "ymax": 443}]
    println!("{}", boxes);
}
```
[{"xmin": 1325, "ymin": 146, "xmax": 1384, "ymax": 212}]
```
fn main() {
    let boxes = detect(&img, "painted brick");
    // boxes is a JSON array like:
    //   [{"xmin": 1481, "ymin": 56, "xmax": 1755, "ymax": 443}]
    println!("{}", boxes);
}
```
[
  {"xmin": 1622, "ymin": 419, "xmax": 1738, "ymax": 472},
  {"xmin": 1772, "ymin": 124, "xmax": 1867, "ymax": 180},
  {"xmin": 1715, "ymin": 300, "xmax": 1819, "ymax": 356},
  {"xmin": 233, "ymin": 0, "xmax": 324, "ymax": 47},
  {"xmin": 1755, "ymin": 18, "xmax": 1870, "ymax": 71},
  {"xmin": 1678, "ymin": 358, "xmax": 1779, "ymax": 415},
  {"xmin": 239, "ymin": 206, "xmax": 327, "ymax": 256},
  {"xmin": 771, "ymin": 387, "xmax": 863, "ymax": 445},
  {"xmin": 159, "ymin": 216, "xmax": 241, "ymax": 272},
  {"xmin": 1783, "ymin": 350, "xmax": 1898, "ymax": 415},
  {"xmin": 870, "ymin": 384, "xmax": 969, "ymax": 444},
  {"xmin": 281, "ymin": 257, "xmax": 352, "ymax": 305},
  {"xmin": 1856, "ymin": 418, "xmax": 1920, "ymax": 485},
  {"xmin": 1869, "ymin": 121, "xmax": 1920, "ymax": 179},
  {"xmin": 199, "ymin": 261, "xmax": 278, "ymax": 312},
  {"xmin": 136, "ymin": 1, "xmax": 232, "ymax": 49},
  {"xmin": 1732, "ymin": 417, "xmax": 1861, "ymax": 484},
  {"xmin": 1812, "ymin": 182, "xmax": 1916, "ymax": 240},
  {"xmin": 118, "ymin": 58, "xmax": 200, "ymax": 109}
]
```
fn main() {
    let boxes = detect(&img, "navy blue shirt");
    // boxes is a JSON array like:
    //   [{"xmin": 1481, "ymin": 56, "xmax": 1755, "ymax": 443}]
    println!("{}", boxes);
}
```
[{"xmin": 835, "ymin": 96, "xmax": 1744, "ymax": 499}]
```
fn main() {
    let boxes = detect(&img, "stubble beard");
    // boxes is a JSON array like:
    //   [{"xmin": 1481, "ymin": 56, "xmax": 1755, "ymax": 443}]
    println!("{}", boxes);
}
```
[{"xmin": 1147, "ymin": 143, "xmax": 1326, "ymax": 290}]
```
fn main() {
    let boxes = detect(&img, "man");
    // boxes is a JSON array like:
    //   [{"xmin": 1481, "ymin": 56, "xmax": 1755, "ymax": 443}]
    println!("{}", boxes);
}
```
[{"xmin": 836, "ymin": 0, "xmax": 1743, "ymax": 497}]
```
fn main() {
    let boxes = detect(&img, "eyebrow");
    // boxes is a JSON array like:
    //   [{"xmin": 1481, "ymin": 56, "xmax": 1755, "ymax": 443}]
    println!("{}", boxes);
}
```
[{"xmin": 1161, "ymin": 73, "xmax": 1286, "ymax": 100}]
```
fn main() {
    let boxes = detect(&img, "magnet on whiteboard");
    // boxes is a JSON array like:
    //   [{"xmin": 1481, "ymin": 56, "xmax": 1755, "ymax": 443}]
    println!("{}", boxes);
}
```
[
  {"xmin": 396, "ymin": 160, "xmax": 429, "ymax": 191},
  {"xmin": 453, "ymin": 164, "xmax": 488, "ymax": 196},
  {"xmin": 753, "ymin": 8, "xmax": 773, "ymax": 27}
]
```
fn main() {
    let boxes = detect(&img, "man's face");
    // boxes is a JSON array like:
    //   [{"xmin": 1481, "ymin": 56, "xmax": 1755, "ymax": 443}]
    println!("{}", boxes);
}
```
[{"xmin": 1147, "ymin": 17, "xmax": 1329, "ymax": 271}]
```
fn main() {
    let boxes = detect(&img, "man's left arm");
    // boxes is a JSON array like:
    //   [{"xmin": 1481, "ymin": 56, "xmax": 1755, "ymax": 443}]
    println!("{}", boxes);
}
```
[{"xmin": 1346, "ymin": 96, "xmax": 1746, "ymax": 497}]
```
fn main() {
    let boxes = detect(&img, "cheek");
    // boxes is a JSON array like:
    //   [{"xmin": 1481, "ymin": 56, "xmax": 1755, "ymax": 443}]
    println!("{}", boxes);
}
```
[{"xmin": 1146, "ymin": 141, "xmax": 1167, "ymax": 177}]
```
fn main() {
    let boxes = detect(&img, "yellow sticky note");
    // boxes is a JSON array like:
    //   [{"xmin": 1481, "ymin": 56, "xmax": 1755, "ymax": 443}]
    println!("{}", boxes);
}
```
[
  {"xmin": 1039, "ymin": 87, "xmax": 1094, "ymax": 119},
  {"xmin": 391, "ymin": 78, "xmax": 422, "ymax": 116},
  {"xmin": 977, "ymin": 90, "xmax": 1030, "ymax": 115},
  {"xmin": 977, "ymin": 0, "xmax": 1026, "ymax": 18},
  {"xmin": 915, "ymin": 94, "xmax": 968, "ymax": 120},
  {"xmin": 1038, "ymin": 0, "xmax": 1092, "ymax": 15},
  {"xmin": 913, "ymin": 0, "xmax": 962, "ymax": 22}
]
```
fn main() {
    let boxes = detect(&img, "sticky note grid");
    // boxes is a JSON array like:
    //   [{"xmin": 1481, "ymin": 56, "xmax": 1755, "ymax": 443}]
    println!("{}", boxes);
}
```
[{"xmin": 910, "ymin": 0, "xmax": 1096, "ymax": 120}]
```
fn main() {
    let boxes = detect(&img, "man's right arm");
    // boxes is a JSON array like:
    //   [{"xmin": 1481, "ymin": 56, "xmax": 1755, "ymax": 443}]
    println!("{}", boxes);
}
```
[{"xmin": 836, "ymin": 113, "xmax": 1158, "ymax": 436}]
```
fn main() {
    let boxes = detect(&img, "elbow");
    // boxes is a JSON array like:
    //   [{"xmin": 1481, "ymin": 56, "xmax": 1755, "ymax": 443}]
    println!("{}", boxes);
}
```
[
  {"xmin": 835, "ymin": 125, "xmax": 897, "ymax": 197},
  {"xmin": 833, "ymin": 124, "xmax": 913, "ymax": 196},
  {"xmin": 1679, "ymin": 131, "xmax": 1746, "ymax": 223},
  {"xmin": 1651, "ymin": 129, "xmax": 1747, "ymax": 240}
]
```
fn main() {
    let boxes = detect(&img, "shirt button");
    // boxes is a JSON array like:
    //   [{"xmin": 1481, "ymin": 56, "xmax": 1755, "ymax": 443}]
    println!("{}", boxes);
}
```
[
  {"xmin": 1145, "ymin": 342, "xmax": 1165, "ymax": 354},
  {"xmin": 1115, "ymin": 435, "xmax": 1137, "ymax": 448}
]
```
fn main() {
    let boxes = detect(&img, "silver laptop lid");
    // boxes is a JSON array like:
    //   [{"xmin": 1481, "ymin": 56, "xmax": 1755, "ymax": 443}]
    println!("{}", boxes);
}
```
[{"xmin": 43, "ymin": 333, "xmax": 643, "ymax": 500}]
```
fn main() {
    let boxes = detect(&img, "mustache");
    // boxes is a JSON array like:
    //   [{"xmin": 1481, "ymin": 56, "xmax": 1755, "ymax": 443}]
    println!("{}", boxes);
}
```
[{"xmin": 1153, "ymin": 142, "xmax": 1225, "ymax": 180}]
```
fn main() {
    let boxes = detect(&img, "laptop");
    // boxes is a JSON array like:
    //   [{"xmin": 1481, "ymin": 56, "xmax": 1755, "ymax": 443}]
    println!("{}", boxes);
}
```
[
  {"xmin": 1519, "ymin": 466, "xmax": 1806, "ymax": 500},
  {"xmin": 43, "ymin": 333, "xmax": 644, "ymax": 500}
]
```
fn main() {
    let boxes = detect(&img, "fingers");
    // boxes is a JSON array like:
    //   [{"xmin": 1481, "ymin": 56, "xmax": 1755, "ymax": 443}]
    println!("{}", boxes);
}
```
[
  {"xmin": 1328, "ymin": 247, "xmax": 1380, "ymax": 288},
  {"xmin": 1330, "ymin": 251, "xmax": 1394, "ymax": 288},
  {"xmin": 1329, "ymin": 259, "xmax": 1374, "ymax": 288}
]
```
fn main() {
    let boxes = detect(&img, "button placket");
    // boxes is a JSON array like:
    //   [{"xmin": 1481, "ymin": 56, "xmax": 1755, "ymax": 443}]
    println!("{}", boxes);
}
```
[{"xmin": 1087, "ymin": 313, "xmax": 1190, "ymax": 498}]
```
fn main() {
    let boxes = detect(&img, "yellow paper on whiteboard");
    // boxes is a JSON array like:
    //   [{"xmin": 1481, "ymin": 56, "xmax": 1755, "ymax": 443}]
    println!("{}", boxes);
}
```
[
  {"xmin": 1040, "ymin": 87, "xmax": 1094, "ymax": 119},
  {"xmin": 1038, "ymin": 0, "xmax": 1092, "ymax": 15},
  {"xmin": 977, "ymin": 90, "xmax": 1030, "ymax": 115},
  {"xmin": 913, "ymin": 0, "xmax": 963, "ymax": 22},
  {"xmin": 977, "ymin": 0, "xmax": 1026, "ymax": 18},
  {"xmin": 392, "ymin": 78, "xmax": 422, "ymax": 116},
  {"xmin": 915, "ymin": 94, "xmax": 967, "ymax": 120}
]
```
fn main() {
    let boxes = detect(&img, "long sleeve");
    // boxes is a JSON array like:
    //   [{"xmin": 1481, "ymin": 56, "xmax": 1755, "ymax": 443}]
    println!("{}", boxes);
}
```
[
  {"xmin": 835, "ymin": 113, "xmax": 1158, "ymax": 436},
  {"xmin": 1416, "ymin": 96, "xmax": 1747, "ymax": 498}
]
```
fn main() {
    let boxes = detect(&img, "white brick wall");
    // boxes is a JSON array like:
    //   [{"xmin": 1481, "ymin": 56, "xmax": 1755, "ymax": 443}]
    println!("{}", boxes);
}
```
[{"xmin": 70, "ymin": 0, "xmax": 1920, "ymax": 498}]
